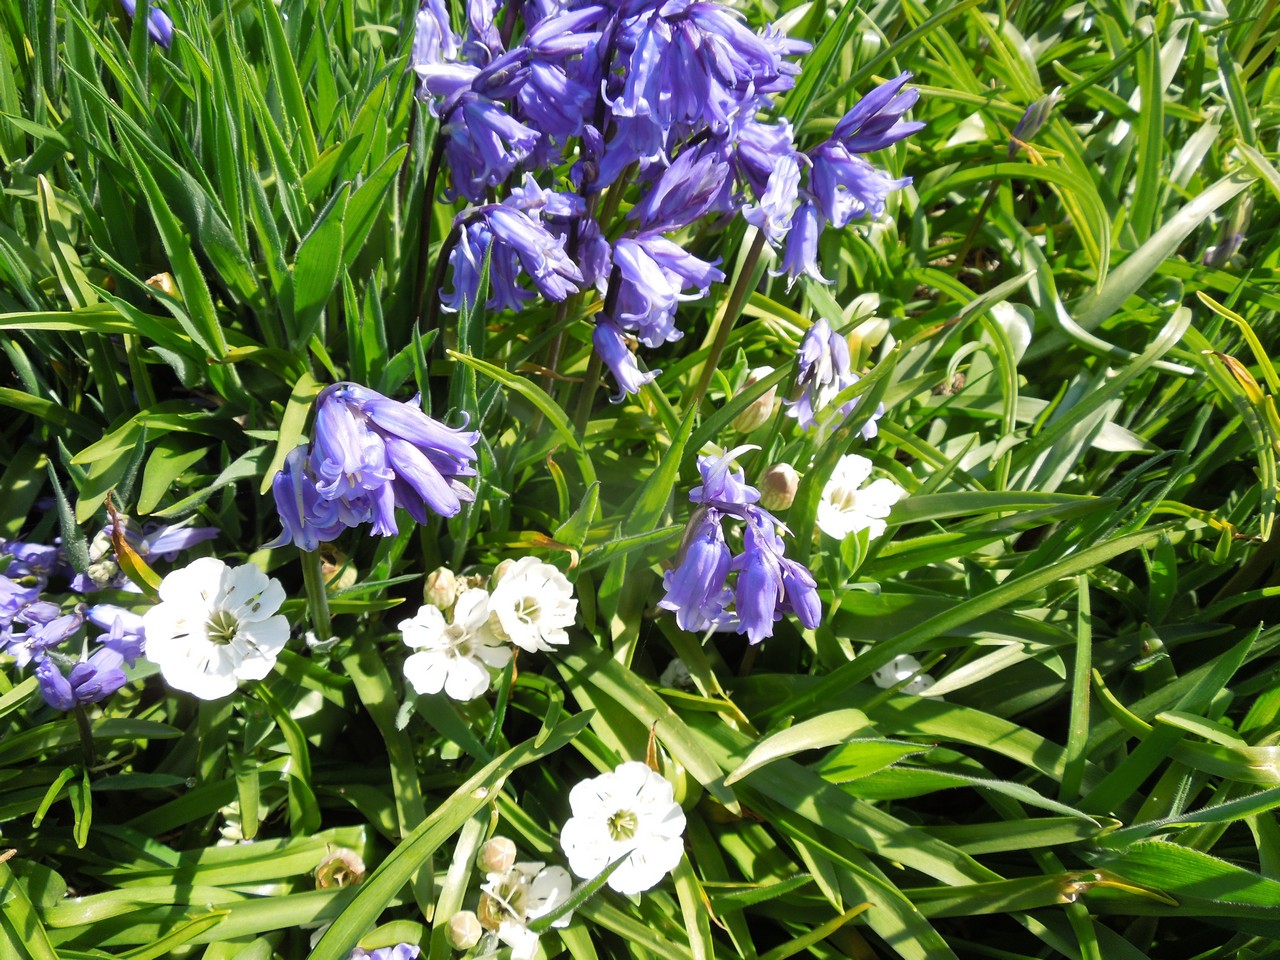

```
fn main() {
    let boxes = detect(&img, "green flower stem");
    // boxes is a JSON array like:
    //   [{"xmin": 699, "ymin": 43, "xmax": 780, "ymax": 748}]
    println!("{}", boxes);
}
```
[
  {"xmin": 73, "ymin": 705, "xmax": 97, "ymax": 769},
  {"xmin": 572, "ymin": 350, "xmax": 603, "ymax": 436},
  {"xmin": 684, "ymin": 230, "xmax": 766, "ymax": 415},
  {"xmin": 300, "ymin": 548, "xmax": 333, "ymax": 643}
]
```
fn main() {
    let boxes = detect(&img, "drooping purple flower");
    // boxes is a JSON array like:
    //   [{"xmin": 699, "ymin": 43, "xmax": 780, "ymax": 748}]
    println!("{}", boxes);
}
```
[
  {"xmin": 348, "ymin": 945, "xmax": 420, "ymax": 960},
  {"xmin": 777, "ymin": 199, "xmax": 827, "ymax": 288},
  {"xmin": 267, "ymin": 383, "xmax": 481, "ymax": 549},
  {"xmin": 6, "ymin": 605, "xmax": 84, "ymax": 668},
  {"xmin": 442, "ymin": 94, "xmax": 541, "ymax": 202},
  {"xmin": 0, "ymin": 574, "xmax": 41, "ymax": 628},
  {"xmin": 743, "ymin": 153, "xmax": 801, "ymax": 245},
  {"xmin": 689, "ymin": 444, "xmax": 760, "ymax": 515},
  {"xmin": 36, "ymin": 647, "xmax": 127, "ymax": 712},
  {"xmin": 88, "ymin": 605, "xmax": 147, "ymax": 665},
  {"xmin": 629, "ymin": 146, "xmax": 733, "ymax": 233},
  {"xmin": 1, "ymin": 541, "xmax": 60, "ymax": 586},
  {"xmin": 786, "ymin": 318, "xmax": 884, "ymax": 437},
  {"xmin": 808, "ymin": 142, "xmax": 911, "ymax": 228},
  {"xmin": 610, "ymin": 235, "xmax": 724, "ymax": 347},
  {"xmin": 594, "ymin": 320, "xmax": 659, "ymax": 400},
  {"xmin": 660, "ymin": 449, "xmax": 820, "ymax": 643},
  {"xmin": 732, "ymin": 118, "xmax": 796, "ymax": 197},
  {"xmin": 830, "ymin": 72, "xmax": 924, "ymax": 153},
  {"xmin": 119, "ymin": 0, "xmax": 174, "ymax": 48},
  {"xmin": 411, "ymin": 0, "xmax": 460, "ymax": 70},
  {"xmin": 658, "ymin": 508, "xmax": 733, "ymax": 631}
]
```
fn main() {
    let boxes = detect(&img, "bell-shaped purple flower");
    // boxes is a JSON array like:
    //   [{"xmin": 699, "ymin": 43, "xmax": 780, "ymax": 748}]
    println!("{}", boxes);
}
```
[
  {"xmin": 658, "ymin": 509, "xmax": 733, "ymax": 632},
  {"xmin": 809, "ymin": 142, "xmax": 911, "ymax": 228},
  {"xmin": 743, "ymin": 153, "xmax": 801, "ymax": 246},
  {"xmin": 786, "ymin": 318, "xmax": 884, "ymax": 437},
  {"xmin": 629, "ymin": 146, "xmax": 732, "ymax": 233},
  {"xmin": 120, "ymin": 0, "xmax": 174, "ymax": 48},
  {"xmin": 777, "ymin": 199, "xmax": 827, "ymax": 288},
  {"xmin": 731, "ymin": 520, "xmax": 785, "ymax": 644},
  {"xmin": 689, "ymin": 445, "xmax": 761, "ymax": 515},
  {"xmin": 594, "ymin": 320, "xmax": 659, "ymax": 400},
  {"xmin": 6, "ymin": 606, "xmax": 84, "ymax": 669},
  {"xmin": 611, "ymin": 235, "xmax": 724, "ymax": 347},
  {"xmin": 37, "ymin": 647, "xmax": 127, "ymax": 712},
  {"xmin": 830, "ymin": 71, "xmax": 925, "ymax": 153},
  {"xmin": 267, "ymin": 384, "xmax": 481, "ymax": 549}
]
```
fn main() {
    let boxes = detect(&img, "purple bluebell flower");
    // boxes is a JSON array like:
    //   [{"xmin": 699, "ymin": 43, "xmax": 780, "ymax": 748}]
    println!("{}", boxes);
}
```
[
  {"xmin": 136, "ymin": 522, "xmax": 220, "ymax": 562},
  {"xmin": 611, "ymin": 235, "xmax": 724, "ymax": 347},
  {"xmin": 808, "ymin": 143, "xmax": 911, "ymax": 228},
  {"xmin": 689, "ymin": 444, "xmax": 761, "ymax": 514},
  {"xmin": 119, "ymin": 0, "xmax": 174, "ymax": 48},
  {"xmin": 0, "ymin": 575, "xmax": 41, "ymax": 628},
  {"xmin": 36, "ymin": 647, "xmax": 127, "ymax": 712},
  {"xmin": 443, "ymin": 95, "xmax": 541, "ymax": 202},
  {"xmin": 786, "ymin": 318, "xmax": 883, "ymax": 437},
  {"xmin": 349, "ymin": 945, "xmax": 420, "ymax": 960},
  {"xmin": 732, "ymin": 118, "xmax": 797, "ymax": 197},
  {"xmin": 629, "ymin": 146, "xmax": 732, "ymax": 232},
  {"xmin": 88, "ymin": 605, "xmax": 147, "ymax": 665},
  {"xmin": 6, "ymin": 605, "xmax": 84, "ymax": 668},
  {"xmin": 594, "ymin": 320, "xmax": 659, "ymax": 400},
  {"xmin": 412, "ymin": 0, "xmax": 460, "ymax": 69},
  {"xmin": 1, "ymin": 541, "xmax": 60, "ymax": 586},
  {"xmin": 658, "ymin": 508, "xmax": 733, "ymax": 631},
  {"xmin": 743, "ymin": 153, "xmax": 801, "ymax": 246},
  {"xmin": 777, "ymin": 200, "xmax": 826, "ymax": 287},
  {"xmin": 268, "ymin": 383, "xmax": 481, "ymax": 549},
  {"xmin": 830, "ymin": 72, "xmax": 924, "ymax": 153},
  {"xmin": 660, "ymin": 449, "xmax": 820, "ymax": 643}
]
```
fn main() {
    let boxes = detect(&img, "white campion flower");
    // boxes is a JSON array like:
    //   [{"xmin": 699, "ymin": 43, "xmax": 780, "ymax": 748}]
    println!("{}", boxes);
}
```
[
  {"xmin": 399, "ymin": 589, "xmax": 511, "ymax": 701},
  {"xmin": 873, "ymin": 654, "xmax": 936, "ymax": 695},
  {"xmin": 486, "ymin": 557, "xmax": 577, "ymax": 653},
  {"xmin": 478, "ymin": 861, "xmax": 574, "ymax": 960},
  {"xmin": 815, "ymin": 454, "xmax": 906, "ymax": 541},
  {"xmin": 142, "ymin": 557, "xmax": 289, "ymax": 700},
  {"xmin": 560, "ymin": 761, "xmax": 687, "ymax": 895}
]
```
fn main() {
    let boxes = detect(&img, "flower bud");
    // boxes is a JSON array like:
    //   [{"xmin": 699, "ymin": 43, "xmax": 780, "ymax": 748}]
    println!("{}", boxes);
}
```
[
  {"xmin": 731, "ymin": 367, "xmax": 777, "ymax": 434},
  {"xmin": 757, "ymin": 464, "xmax": 799, "ymax": 511},
  {"xmin": 145, "ymin": 272, "xmax": 180, "ymax": 298},
  {"xmin": 490, "ymin": 559, "xmax": 515, "ymax": 585},
  {"xmin": 424, "ymin": 567, "xmax": 459, "ymax": 609},
  {"xmin": 320, "ymin": 545, "xmax": 358, "ymax": 592},
  {"xmin": 314, "ymin": 848, "xmax": 366, "ymax": 888},
  {"xmin": 477, "ymin": 836, "xmax": 517, "ymax": 875},
  {"xmin": 447, "ymin": 910, "xmax": 483, "ymax": 950}
]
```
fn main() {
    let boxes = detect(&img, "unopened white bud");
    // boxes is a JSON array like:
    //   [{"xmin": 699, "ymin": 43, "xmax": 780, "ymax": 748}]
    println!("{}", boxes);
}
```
[
  {"xmin": 477, "ymin": 836, "xmax": 518, "ymax": 875},
  {"xmin": 731, "ymin": 367, "xmax": 777, "ymax": 433},
  {"xmin": 424, "ymin": 567, "xmax": 460, "ymax": 609},
  {"xmin": 447, "ymin": 910, "xmax": 483, "ymax": 950},
  {"xmin": 758, "ymin": 464, "xmax": 800, "ymax": 511}
]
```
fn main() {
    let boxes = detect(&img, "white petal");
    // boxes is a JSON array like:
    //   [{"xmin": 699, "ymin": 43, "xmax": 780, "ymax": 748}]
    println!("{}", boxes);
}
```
[
  {"xmin": 399, "ymin": 605, "xmax": 448, "ymax": 650},
  {"xmin": 608, "ymin": 836, "xmax": 684, "ymax": 894},
  {"xmin": 157, "ymin": 556, "xmax": 225, "ymax": 606},
  {"xmin": 832, "ymin": 454, "xmax": 873, "ymax": 487},
  {"xmin": 403, "ymin": 651, "xmax": 449, "ymax": 695},
  {"xmin": 442, "ymin": 656, "xmax": 491, "ymax": 701},
  {"xmin": 218, "ymin": 563, "xmax": 285, "ymax": 622}
]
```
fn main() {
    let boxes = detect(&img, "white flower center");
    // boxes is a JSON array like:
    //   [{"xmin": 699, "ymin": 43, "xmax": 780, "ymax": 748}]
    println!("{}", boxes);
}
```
[
  {"xmin": 513, "ymin": 595, "xmax": 541, "ymax": 625},
  {"xmin": 206, "ymin": 609, "xmax": 241, "ymax": 645},
  {"xmin": 607, "ymin": 808, "xmax": 639, "ymax": 842},
  {"xmin": 829, "ymin": 485, "xmax": 860, "ymax": 513}
]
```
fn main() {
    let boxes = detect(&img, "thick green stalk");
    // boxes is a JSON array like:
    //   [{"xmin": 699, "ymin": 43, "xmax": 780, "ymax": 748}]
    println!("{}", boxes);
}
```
[{"xmin": 684, "ymin": 231, "xmax": 766, "ymax": 414}]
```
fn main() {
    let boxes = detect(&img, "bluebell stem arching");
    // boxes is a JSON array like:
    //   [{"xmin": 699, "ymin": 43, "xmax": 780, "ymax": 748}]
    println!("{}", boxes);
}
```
[{"xmin": 658, "ymin": 508, "xmax": 734, "ymax": 632}]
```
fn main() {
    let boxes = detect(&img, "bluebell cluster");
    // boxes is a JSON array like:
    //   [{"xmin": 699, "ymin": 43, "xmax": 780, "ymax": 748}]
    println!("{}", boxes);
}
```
[
  {"xmin": 412, "ymin": 0, "xmax": 921, "ymax": 398},
  {"xmin": 268, "ymin": 383, "xmax": 481, "ymax": 550},
  {"xmin": 659, "ymin": 448, "xmax": 819, "ymax": 644},
  {"xmin": 786, "ymin": 317, "xmax": 885, "ymax": 436}
]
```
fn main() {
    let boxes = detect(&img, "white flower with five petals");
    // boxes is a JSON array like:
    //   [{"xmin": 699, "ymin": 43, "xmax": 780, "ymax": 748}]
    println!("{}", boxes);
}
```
[
  {"xmin": 816, "ymin": 454, "xmax": 905, "ymax": 540},
  {"xmin": 560, "ymin": 762, "xmax": 686, "ymax": 895},
  {"xmin": 399, "ymin": 589, "xmax": 512, "ymax": 701},
  {"xmin": 141, "ymin": 557, "xmax": 289, "ymax": 700},
  {"xmin": 486, "ymin": 557, "xmax": 577, "ymax": 653}
]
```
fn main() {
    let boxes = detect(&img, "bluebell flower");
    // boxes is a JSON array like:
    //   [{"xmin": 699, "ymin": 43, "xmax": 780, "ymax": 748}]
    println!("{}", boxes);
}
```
[
  {"xmin": 36, "ymin": 647, "xmax": 127, "ymax": 712},
  {"xmin": 786, "ymin": 318, "xmax": 884, "ymax": 437},
  {"xmin": 777, "ymin": 200, "xmax": 826, "ymax": 287},
  {"xmin": 119, "ymin": 0, "xmax": 174, "ymax": 48},
  {"xmin": 88, "ymin": 606, "xmax": 147, "ymax": 665},
  {"xmin": 743, "ymin": 153, "xmax": 801, "ymax": 246},
  {"xmin": 689, "ymin": 444, "xmax": 761, "ymax": 514},
  {"xmin": 268, "ymin": 383, "xmax": 481, "ymax": 549},
  {"xmin": 411, "ymin": 0, "xmax": 460, "ymax": 69},
  {"xmin": 6, "ymin": 605, "xmax": 84, "ymax": 668},
  {"xmin": 808, "ymin": 143, "xmax": 911, "ymax": 228},
  {"xmin": 611, "ymin": 235, "xmax": 724, "ymax": 347},
  {"xmin": 658, "ymin": 508, "xmax": 733, "ymax": 631},
  {"xmin": 829, "ymin": 72, "xmax": 924, "ymax": 153},
  {"xmin": 594, "ymin": 320, "xmax": 659, "ymax": 400},
  {"xmin": 349, "ymin": 945, "xmax": 420, "ymax": 960},
  {"xmin": 731, "ymin": 118, "xmax": 796, "ymax": 198},
  {"xmin": 444, "ymin": 95, "xmax": 541, "ymax": 202},
  {"xmin": 660, "ymin": 449, "xmax": 820, "ymax": 643},
  {"xmin": 1, "ymin": 541, "xmax": 60, "ymax": 586},
  {"xmin": 629, "ymin": 146, "xmax": 732, "ymax": 233}
]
